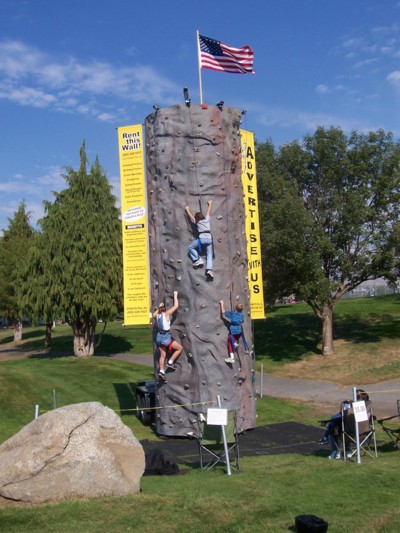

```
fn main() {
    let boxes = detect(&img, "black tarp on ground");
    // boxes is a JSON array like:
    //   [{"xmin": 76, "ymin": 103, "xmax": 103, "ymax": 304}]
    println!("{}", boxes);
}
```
[{"xmin": 140, "ymin": 421, "xmax": 324, "ymax": 466}]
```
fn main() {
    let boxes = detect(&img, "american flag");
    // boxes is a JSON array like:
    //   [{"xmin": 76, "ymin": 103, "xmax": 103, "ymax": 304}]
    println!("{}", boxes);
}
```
[{"xmin": 199, "ymin": 34, "xmax": 255, "ymax": 74}]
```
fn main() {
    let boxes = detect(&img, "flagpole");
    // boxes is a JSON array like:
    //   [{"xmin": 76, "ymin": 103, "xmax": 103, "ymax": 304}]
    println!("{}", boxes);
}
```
[{"xmin": 196, "ymin": 30, "xmax": 203, "ymax": 105}]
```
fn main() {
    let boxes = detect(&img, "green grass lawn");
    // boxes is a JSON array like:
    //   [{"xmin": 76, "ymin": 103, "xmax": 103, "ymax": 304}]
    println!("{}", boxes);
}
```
[
  {"xmin": 2, "ymin": 295, "xmax": 400, "ymax": 383},
  {"xmin": 0, "ymin": 321, "xmax": 154, "ymax": 356},
  {"xmin": 0, "ymin": 452, "xmax": 399, "ymax": 532},
  {"xmin": 1, "ymin": 355, "xmax": 399, "ymax": 532},
  {"xmin": 1, "ymin": 296, "xmax": 400, "ymax": 531}
]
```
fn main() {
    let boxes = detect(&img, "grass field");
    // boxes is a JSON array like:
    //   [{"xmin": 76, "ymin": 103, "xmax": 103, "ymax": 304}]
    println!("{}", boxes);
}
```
[
  {"xmin": 1, "ymin": 295, "xmax": 400, "ymax": 531},
  {"xmin": 2, "ymin": 294, "xmax": 400, "ymax": 384}
]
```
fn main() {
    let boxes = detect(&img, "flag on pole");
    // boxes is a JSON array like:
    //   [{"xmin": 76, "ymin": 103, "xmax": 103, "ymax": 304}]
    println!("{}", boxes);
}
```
[{"xmin": 198, "ymin": 34, "xmax": 255, "ymax": 74}]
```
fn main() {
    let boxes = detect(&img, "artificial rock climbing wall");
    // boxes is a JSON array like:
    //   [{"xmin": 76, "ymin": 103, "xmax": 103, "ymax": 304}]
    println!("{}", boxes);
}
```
[{"xmin": 146, "ymin": 103, "xmax": 256, "ymax": 437}]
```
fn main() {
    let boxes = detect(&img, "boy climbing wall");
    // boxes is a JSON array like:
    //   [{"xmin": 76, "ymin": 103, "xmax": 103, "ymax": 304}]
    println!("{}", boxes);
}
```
[
  {"xmin": 219, "ymin": 299, "xmax": 248, "ymax": 364},
  {"xmin": 185, "ymin": 200, "xmax": 214, "ymax": 280}
]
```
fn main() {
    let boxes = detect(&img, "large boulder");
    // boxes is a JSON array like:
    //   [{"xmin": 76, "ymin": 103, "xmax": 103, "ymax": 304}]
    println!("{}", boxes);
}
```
[{"xmin": 0, "ymin": 402, "xmax": 145, "ymax": 504}]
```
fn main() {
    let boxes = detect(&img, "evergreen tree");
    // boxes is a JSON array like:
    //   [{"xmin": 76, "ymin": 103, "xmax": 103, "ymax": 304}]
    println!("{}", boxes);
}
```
[
  {"xmin": 0, "ymin": 202, "xmax": 35, "ymax": 341},
  {"xmin": 20, "ymin": 143, "xmax": 122, "ymax": 356}
]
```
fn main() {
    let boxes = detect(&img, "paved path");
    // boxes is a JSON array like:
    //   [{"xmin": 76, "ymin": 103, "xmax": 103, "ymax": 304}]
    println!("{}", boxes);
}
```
[
  {"xmin": 2, "ymin": 347, "xmax": 398, "ymax": 419},
  {"xmin": 113, "ymin": 353, "xmax": 400, "ymax": 418}
]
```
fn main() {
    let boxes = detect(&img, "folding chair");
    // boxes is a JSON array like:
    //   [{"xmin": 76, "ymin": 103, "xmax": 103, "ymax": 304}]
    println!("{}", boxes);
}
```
[
  {"xmin": 378, "ymin": 399, "xmax": 400, "ymax": 449},
  {"xmin": 341, "ymin": 400, "xmax": 377, "ymax": 460},
  {"xmin": 198, "ymin": 411, "xmax": 240, "ymax": 471}
]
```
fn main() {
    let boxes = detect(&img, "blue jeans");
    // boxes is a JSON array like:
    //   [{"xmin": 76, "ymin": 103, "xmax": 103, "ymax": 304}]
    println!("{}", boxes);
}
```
[{"xmin": 188, "ymin": 237, "xmax": 213, "ymax": 271}]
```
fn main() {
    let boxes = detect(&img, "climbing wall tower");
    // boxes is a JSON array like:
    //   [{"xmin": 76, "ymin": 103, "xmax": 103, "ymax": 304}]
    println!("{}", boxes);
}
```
[{"xmin": 146, "ymin": 103, "xmax": 256, "ymax": 437}]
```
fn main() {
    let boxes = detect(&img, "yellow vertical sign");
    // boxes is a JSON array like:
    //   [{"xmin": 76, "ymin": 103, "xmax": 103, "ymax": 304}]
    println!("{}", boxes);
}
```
[
  {"xmin": 241, "ymin": 130, "xmax": 265, "ymax": 319},
  {"xmin": 117, "ymin": 124, "xmax": 150, "ymax": 325}
]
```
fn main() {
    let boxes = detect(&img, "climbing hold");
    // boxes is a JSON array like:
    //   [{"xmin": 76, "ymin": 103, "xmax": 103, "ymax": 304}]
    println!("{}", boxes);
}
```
[
  {"xmin": 184, "ymin": 384, "xmax": 190, "ymax": 390},
  {"xmin": 217, "ymin": 215, "xmax": 222, "ymax": 220}
]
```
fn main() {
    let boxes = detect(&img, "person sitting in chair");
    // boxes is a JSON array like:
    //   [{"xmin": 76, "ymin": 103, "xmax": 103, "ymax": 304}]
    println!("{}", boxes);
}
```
[{"xmin": 320, "ymin": 389, "xmax": 369, "ymax": 460}]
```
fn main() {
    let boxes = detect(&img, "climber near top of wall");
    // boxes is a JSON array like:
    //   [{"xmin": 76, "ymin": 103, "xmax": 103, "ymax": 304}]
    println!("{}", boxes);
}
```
[
  {"xmin": 219, "ymin": 299, "xmax": 249, "ymax": 365},
  {"xmin": 152, "ymin": 291, "xmax": 183, "ymax": 382},
  {"xmin": 185, "ymin": 200, "xmax": 214, "ymax": 280}
]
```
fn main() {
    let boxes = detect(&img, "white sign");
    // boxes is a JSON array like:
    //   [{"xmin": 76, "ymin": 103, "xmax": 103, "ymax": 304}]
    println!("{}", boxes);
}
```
[
  {"xmin": 207, "ymin": 408, "xmax": 228, "ymax": 426},
  {"xmin": 352, "ymin": 401, "xmax": 368, "ymax": 422}
]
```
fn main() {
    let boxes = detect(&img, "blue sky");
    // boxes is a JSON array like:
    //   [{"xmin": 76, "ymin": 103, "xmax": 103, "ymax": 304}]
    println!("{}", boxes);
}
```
[{"xmin": 1, "ymin": 0, "xmax": 400, "ymax": 234}]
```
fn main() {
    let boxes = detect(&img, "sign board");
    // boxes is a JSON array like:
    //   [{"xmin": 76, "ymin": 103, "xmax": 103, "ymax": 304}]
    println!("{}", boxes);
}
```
[
  {"xmin": 352, "ymin": 400, "xmax": 368, "ymax": 422},
  {"xmin": 207, "ymin": 408, "xmax": 228, "ymax": 426},
  {"xmin": 240, "ymin": 129, "xmax": 265, "ymax": 319},
  {"xmin": 117, "ymin": 124, "xmax": 151, "ymax": 325}
]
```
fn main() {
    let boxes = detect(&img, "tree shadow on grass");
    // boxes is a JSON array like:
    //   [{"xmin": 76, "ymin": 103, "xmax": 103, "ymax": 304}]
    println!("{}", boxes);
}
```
[
  {"xmin": 334, "ymin": 314, "xmax": 400, "ymax": 343},
  {"xmin": 0, "ymin": 327, "xmax": 46, "ymax": 345},
  {"xmin": 113, "ymin": 382, "xmax": 138, "ymax": 417},
  {"xmin": 255, "ymin": 307, "xmax": 400, "ymax": 363},
  {"xmin": 254, "ymin": 313, "xmax": 321, "ymax": 363},
  {"xmin": 26, "ymin": 334, "xmax": 134, "ymax": 358},
  {"xmin": 114, "ymin": 381, "xmax": 159, "ymax": 438}
]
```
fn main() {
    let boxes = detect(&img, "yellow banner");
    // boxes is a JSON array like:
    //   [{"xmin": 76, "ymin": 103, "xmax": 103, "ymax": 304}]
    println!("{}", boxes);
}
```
[
  {"xmin": 241, "ymin": 130, "xmax": 265, "ymax": 319},
  {"xmin": 117, "ymin": 124, "xmax": 150, "ymax": 325}
]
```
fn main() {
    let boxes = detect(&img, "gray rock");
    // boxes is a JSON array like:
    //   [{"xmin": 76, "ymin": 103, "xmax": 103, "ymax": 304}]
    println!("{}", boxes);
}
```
[{"xmin": 0, "ymin": 402, "xmax": 145, "ymax": 504}]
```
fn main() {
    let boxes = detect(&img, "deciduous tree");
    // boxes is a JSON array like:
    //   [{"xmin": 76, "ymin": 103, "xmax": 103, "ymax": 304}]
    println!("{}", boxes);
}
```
[{"xmin": 258, "ymin": 128, "xmax": 400, "ymax": 355}]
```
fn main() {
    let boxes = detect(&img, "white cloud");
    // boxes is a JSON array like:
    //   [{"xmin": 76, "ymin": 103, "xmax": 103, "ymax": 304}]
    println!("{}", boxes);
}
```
[
  {"xmin": 315, "ymin": 84, "xmax": 345, "ymax": 95},
  {"xmin": 316, "ymin": 84, "xmax": 329, "ymax": 94},
  {"xmin": 0, "ymin": 39, "xmax": 180, "ymax": 122},
  {"xmin": 387, "ymin": 70, "xmax": 400, "ymax": 87},
  {"xmin": 250, "ymin": 102, "xmax": 378, "ymax": 141}
]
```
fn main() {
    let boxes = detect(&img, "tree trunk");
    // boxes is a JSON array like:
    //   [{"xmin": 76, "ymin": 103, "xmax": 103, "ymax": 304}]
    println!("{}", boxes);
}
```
[
  {"xmin": 321, "ymin": 303, "xmax": 334, "ymax": 355},
  {"xmin": 71, "ymin": 319, "xmax": 96, "ymax": 356},
  {"xmin": 146, "ymin": 103, "xmax": 256, "ymax": 437},
  {"xmin": 13, "ymin": 317, "xmax": 22, "ymax": 342},
  {"xmin": 44, "ymin": 322, "xmax": 53, "ymax": 347}
]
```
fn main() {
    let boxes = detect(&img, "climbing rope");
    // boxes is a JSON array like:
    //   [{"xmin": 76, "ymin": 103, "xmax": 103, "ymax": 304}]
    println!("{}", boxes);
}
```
[
  {"xmin": 187, "ymin": 105, "xmax": 203, "ymax": 213},
  {"xmin": 34, "ymin": 399, "xmax": 217, "ymax": 416}
]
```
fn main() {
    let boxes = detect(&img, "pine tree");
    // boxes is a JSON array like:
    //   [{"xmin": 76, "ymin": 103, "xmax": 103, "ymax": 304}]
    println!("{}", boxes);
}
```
[
  {"xmin": 20, "ymin": 143, "xmax": 122, "ymax": 356},
  {"xmin": 0, "ymin": 202, "xmax": 35, "ymax": 341}
]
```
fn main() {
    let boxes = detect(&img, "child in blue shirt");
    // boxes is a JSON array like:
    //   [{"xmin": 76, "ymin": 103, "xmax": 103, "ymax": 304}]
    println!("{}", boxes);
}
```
[{"xmin": 219, "ymin": 299, "xmax": 248, "ymax": 364}]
